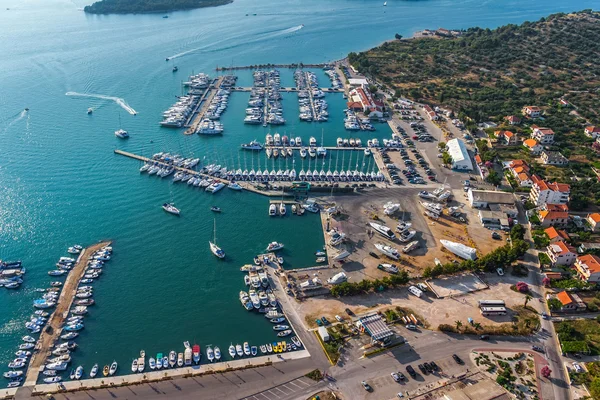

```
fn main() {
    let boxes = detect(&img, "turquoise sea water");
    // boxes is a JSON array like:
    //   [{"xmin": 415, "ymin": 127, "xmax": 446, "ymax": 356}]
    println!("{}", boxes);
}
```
[{"xmin": 0, "ymin": 0, "xmax": 596, "ymax": 380}]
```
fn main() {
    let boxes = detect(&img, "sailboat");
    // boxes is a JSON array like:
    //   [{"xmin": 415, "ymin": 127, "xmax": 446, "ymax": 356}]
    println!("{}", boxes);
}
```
[
  {"xmin": 209, "ymin": 219, "xmax": 225, "ymax": 259},
  {"xmin": 114, "ymin": 113, "xmax": 129, "ymax": 139}
]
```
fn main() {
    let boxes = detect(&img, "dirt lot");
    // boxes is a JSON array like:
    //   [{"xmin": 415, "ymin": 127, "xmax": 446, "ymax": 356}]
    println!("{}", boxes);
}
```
[
  {"xmin": 292, "ymin": 271, "xmax": 536, "ymax": 330},
  {"xmin": 311, "ymin": 188, "xmax": 507, "ymax": 284}
]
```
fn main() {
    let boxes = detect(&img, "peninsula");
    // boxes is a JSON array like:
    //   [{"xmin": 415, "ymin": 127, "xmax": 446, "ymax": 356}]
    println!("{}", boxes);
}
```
[{"xmin": 83, "ymin": 0, "xmax": 232, "ymax": 14}]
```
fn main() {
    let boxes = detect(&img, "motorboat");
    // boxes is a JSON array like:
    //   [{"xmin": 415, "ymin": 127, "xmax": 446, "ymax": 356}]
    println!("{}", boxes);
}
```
[
  {"xmin": 156, "ymin": 353, "xmax": 163, "ymax": 369},
  {"xmin": 109, "ymin": 361, "xmax": 118, "ymax": 375},
  {"xmin": 269, "ymin": 204, "xmax": 277, "ymax": 216},
  {"xmin": 22, "ymin": 336, "xmax": 35, "ymax": 343},
  {"xmin": 102, "ymin": 365, "xmax": 109, "ymax": 377},
  {"xmin": 374, "ymin": 243, "xmax": 400, "ymax": 260},
  {"xmin": 251, "ymin": 346, "xmax": 257, "ymax": 356},
  {"xmin": 279, "ymin": 202, "xmax": 286, "ymax": 215},
  {"xmin": 266, "ymin": 343, "xmax": 273, "ymax": 353},
  {"xmin": 18, "ymin": 343, "xmax": 34, "ymax": 350},
  {"xmin": 162, "ymin": 355, "xmax": 168, "ymax": 369},
  {"xmin": 169, "ymin": 351, "xmax": 176, "ymax": 367},
  {"xmin": 162, "ymin": 203, "xmax": 180, "ymax": 215},
  {"xmin": 266, "ymin": 242, "xmax": 284, "ymax": 252},
  {"xmin": 241, "ymin": 140, "xmax": 263, "ymax": 151},
  {"xmin": 149, "ymin": 357, "xmax": 156, "ymax": 370},
  {"xmin": 270, "ymin": 317, "xmax": 286, "ymax": 324},
  {"xmin": 277, "ymin": 330, "xmax": 292, "ymax": 337},
  {"xmin": 114, "ymin": 129, "xmax": 129, "ymax": 139},
  {"xmin": 273, "ymin": 325, "xmax": 290, "ymax": 331},
  {"xmin": 236, "ymin": 344, "xmax": 243, "ymax": 357},
  {"xmin": 300, "ymin": 148, "xmax": 307, "ymax": 158},
  {"xmin": 75, "ymin": 366, "xmax": 83, "ymax": 380},
  {"xmin": 214, "ymin": 346, "xmax": 221, "ymax": 361},
  {"xmin": 210, "ymin": 206, "xmax": 221, "ymax": 213},
  {"xmin": 398, "ymin": 229, "xmax": 417, "ymax": 243},
  {"xmin": 368, "ymin": 222, "xmax": 396, "ymax": 240},
  {"xmin": 206, "ymin": 346, "xmax": 214, "ymax": 362},
  {"xmin": 378, "ymin": 263, "xmax": 399, "ymax": 274},
  {"xmin": 291, "ymin": 336, "xmax": 302, "ymax": 348},
  {"xmin": 243, "ymin": 342, "xmax": 251, "ymax": 356},
  {"xmin": 131, "ymin": 359, "xmax": 138, "ymax": 373},
  {"xmin": 193, "ymin": 344, "xmax": 200, "ymax": 364},
  {"xmin": 396, "ymin": 221, "xmax": 412, "ymax": 233},
  {"xmin": 249, "ymin": 289, "xmax": 261, "ymax": 309},
  {"xmin": 48, "ymin": 270, "xmax": 67, "ymax": 276},
  {"xmin": 228, "ymin": 182, "xmax": 243, "ymax": 190},
  {"xmin": 177, "ymin": 353, "xmax": 183, "ymax": 367},
  {"xmin": 229, "ymin": 344, "xmax": 236, "ymax": 358},
  {"xmin": 184, "ymin": 345, "xmax": 192, "ymax": 366},
  {"xmin": 43, "ymin": 376, "xmax": 62, "ymax": 383}
]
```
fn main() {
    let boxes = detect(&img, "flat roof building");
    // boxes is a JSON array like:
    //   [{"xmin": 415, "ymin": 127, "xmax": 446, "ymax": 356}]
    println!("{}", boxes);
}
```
[{"xmin": 447, "ymin": 139, "xmax": 473, "ymax": 171}]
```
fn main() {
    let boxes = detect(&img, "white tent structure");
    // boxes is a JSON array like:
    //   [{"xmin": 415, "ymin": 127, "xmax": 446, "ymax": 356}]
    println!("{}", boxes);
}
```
[{"xmin": 447, "ymin": 139, "xmax": 473, "ymax": 171}]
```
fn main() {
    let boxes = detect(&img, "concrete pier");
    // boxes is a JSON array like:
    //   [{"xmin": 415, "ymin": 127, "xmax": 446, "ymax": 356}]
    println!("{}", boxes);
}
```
[
  {"xmin": 184, "ymin": 76, "xmax": 224, "ymax": 135},
  {"xmin": 231, "ymin": 86, "xmax": 343, "ymax": 93},
  {"xmin": 23, "ymin": 241, "xmax": 112, "ymax": 386}
]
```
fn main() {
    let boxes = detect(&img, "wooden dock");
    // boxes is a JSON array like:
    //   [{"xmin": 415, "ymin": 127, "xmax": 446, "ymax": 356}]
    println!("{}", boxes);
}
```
[
  {"xmin": 24, "ymin": 241, "xmax": 112, "ymax": 386},
  {"xmin": 184, "ymin": 76, "xmax": 224, "ymax": 135},
  {"xmin": 216, "ymin": 63, "xmax": 329, "ymax": 71},
  {"xmin": 264, "ymin": 145, "xmax": 368, "ymax": 151}
]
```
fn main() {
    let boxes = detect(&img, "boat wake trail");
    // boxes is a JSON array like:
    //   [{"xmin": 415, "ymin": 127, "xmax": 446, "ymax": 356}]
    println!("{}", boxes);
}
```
[
  {"xmin": 166, "ymin": 25, "xmax": 304, "ymax": 61},
  {"xmin": 2, "ymin": 110, "xmax": 28, "ymax": 134},
  {"xmin": 65, "ymin": 92, "xmax": 137, "ymax": 115}
]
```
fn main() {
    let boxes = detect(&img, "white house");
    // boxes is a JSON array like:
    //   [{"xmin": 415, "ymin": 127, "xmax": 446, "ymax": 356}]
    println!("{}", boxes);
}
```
[{"xmin": 529, "ymin": 175, "xmax": 570, "ymax": 206}]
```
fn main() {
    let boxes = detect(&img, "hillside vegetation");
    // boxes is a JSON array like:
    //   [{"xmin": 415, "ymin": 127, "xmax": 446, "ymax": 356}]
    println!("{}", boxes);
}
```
[
  {"xmin": 349, "ymin": 10, "xmax": 600, "ymax": 122},
  {"xmin": 84, "ymin": 0, "xmax": 232, "ymax": 14}
]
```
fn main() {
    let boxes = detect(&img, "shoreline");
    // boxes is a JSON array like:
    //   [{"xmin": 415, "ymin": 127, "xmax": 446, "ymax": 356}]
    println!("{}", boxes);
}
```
[{"xmin": 83, "ymin": 0, "xmax": 233, "ymax": 15}]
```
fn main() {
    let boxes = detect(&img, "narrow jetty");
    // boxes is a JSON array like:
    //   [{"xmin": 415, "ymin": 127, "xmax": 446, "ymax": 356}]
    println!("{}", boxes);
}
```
[
  {"xmin": 231, "ymin": 87, "xmax": 343, "ymax": 93},
  {"xmin": 216, "ymin": 63, "xmax": 328, "ymax": 71},
  {"xmin": 264, "ymin": 145, "xmax": 367, "ymax": 151},
  {"xmin": 185, "ymin": 76, "xmax": 224, "ymax": 134},
  {"xmin": 24, "ymin": 241, "xmax": 111, "ymax": 386},
  {"xmin": 114, "ymin": 150, "xmax": 297, "ymax": 197}
]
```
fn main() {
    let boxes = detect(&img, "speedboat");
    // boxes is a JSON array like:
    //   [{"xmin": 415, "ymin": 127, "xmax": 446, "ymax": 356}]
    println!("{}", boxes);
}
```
[
  {"xmin": 243, "ymin": 342, "xmax": 250, "ymax": 356},
  {"xmin": 22, "ymin": 336, "xmax": 35, "ymax": 343},
  {"xmin": 114, "ymin": 129, "xmax": 129, "ymax": 139},
  {"xmin": 236, "ymin": 344, "xmax": 243, "ymax": 357},
  {"xmin": 251, "ymin": 346, "xmax": 257, "ymax": 356},
  {"xmin": 162, "ymin": 355, "xmax": 168, "ymax": 369},
  {"xmin": 206, "ymin": 346, "xmax": 214, "ymax": 362},
  {"xmin": 266, "ymin": 343, "xmax": 273, "ymax": 353},
  {"xmin": 43, "ymin": 376, "xmax": 61, "ymax": 384},
  {"xmin": 149, "ymin": 357, "xmax": 156, "ymax": 370},
  {"xmin": 273, "ymin": 325, "xmax": 290, "ymax": 331},
  {"xmin": 214, "ymin": 347, "xmax": 221, "ymax": 361},
  {"xmin": 300, "ymin": 148, "xmax": 307, "ymax": 158},
  {"xmin": 399, "ymin": 229, "xmax": 417, "ymax": 243},
  {"xmin": 228, "ymin": 182, "xmax": 243, "ymax": 190},
  {"xmin": 169, "ymin": 351, "xmax": 176, "ymax": 367},
  {"xmin": 4, "ymin": 371, "xmax": 22, "ymax": 379},
  {"xmin": 396, "ymin": 221, "xmax": 413, "ymax": 233},
  {"xmin": 269, "ymin": 204, "xmax": 277, "ymax": 216},
  {"xmin": 156, "ymin": 353, "xmax": 163, "ymax": 369},
  {"xmin": 279, "ymin": 202, "xmax": 286, "ymax": 215},
  {"xmin": 177, "ymin": 353, "xmax": 183, "ymax": 367},
  {"xmin": 291, "ymin": 336, "xmax": 302, "ymax": 348},
  {"xmin": 193, "ymin": 344, "xmax": 200, "ymax": 364},
  {"xmin": 162, "ymin": 203, "xmax": 180, "ymax": 215},
  {"xmin": 277, "ymin": 330, "xmax": 292, "ymax": 337},
  {"xmin": 75, "ymin": 366, "xmax": 83, "ymax": 380},
  {"xmin": 109, "ymin": 361, "xmax": 117, "ymax": 375},
  {"xmin": 210, "ymin": 206, "xmax": 221, "ymax": 212},
  {"xmin": 229, "ymin": 344, "xmax": 236, "ymax": 358},
  {"xmin": 266, "ymin": 242, "xmax": 284, "ymax": 252},
  {"xmin": 270, "ymin": 317, "xmax": 286, "ymax": 323},
  {"xmin": 102, "ymin": 365, "xmax": 109, "ymax": 377},
  {"xmin": 131, "ymin": 359, "xmax": 138, "ymax": 373}
]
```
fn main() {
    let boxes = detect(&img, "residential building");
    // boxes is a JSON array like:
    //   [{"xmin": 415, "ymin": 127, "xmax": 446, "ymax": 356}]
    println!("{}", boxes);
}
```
[
  {"xmin": 505, "ymin": 160, "xmax": 532, "ymax": 187},
  {"xmin": 522, "ymin": 106, "xmax": 541, "ymax": 118},
  {"xmin": 529, "ymin": 175, "xmax": 570, "ymax": 206},
  {"xmin": 560, "ymin": 99, "xmax": 570, "ymax": 107},
  {"xmin": 347, "ymin": 87, "xmax": 384, "ymax": 118},
  {"xmin": 541, "ymin": 151, "xmax": 569, "ymax": 166},
  {"xmin": 544, "ymin": 226, "xmax": 569, "ymax": 243},
  {"xmin": 588, "ymin": 213, "xmax": 600, "ymax": 232},
  {"xmin": 494, "ymin": 130, "xmax": 517, "ymax": 145},
  {"xmin": 584, "ymin": 126, "xmax": 600, "ymax": 139},
  {"xmin": 523, "ymin": 138, "xmax": 543, "ymax": 155},
  {"xmin": 538, "ymin": 203, "xmax": 569, "ymax": 228},
  {"xmin": 531, "ymin": 125, "xmax": 555, "ymax": 145},
  {"xmin": 555, "ymin": 291, "xmax": 586, "ymax": 312},
  {"xmin": 505, "ymin": 115, "xmax": 521, "ymax": 125},
  {"xmin": 347, "ymin": 78, "xmax": 369, "ymax": 87},
  {"xmin": 575, "ymin": 254, "xmax": 600, "ymax": 283},
  {"xmin": 546, "ymin": 241, "xmax": 577, "ymax": 266},
  {"xmin": 446, "ymin": 139, "xmax": 473, "ymax": 170}
]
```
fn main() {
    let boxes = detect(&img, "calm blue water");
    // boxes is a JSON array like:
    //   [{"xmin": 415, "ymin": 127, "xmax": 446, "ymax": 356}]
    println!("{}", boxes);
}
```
[{"xmin": 0, "ymin": 0, "xmax": 595, "ymax": 381}]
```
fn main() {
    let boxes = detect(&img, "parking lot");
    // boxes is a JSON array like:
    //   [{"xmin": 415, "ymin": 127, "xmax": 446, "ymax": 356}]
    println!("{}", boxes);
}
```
[
  {"xmin": 240, "ymin": 376, "xmax": 318, "ymax": 400},
  {"xmin": 427, "ymin": 273, "xmax": 488, "ymax": 298}
]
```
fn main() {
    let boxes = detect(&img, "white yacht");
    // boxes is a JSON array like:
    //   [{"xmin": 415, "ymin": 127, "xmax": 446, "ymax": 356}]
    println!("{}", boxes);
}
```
[
  {"xmin": 114, "ymin": 129, "xmax": 129, "ymax": 139},
  {"xmin": 279, "ymin": 202, "xmax": 286, "ymax": 215},
  {"xmin": 241, "ymin": 140, "xmax": 263, "ymax": 150},
  {"xmin": 308, "ymin": 147, "xmax": 316, "ymax": 158},
  {"xmin": 398, "ymin": 229, "xmax": 417, "ymax": 243},
  {"xmin": 269, "ymin": 204, "xmax": 277, "ymax": 216},
  {"xmin": 369, "ymin": 222, "xmax": 396, "ymax": 240},
  {"xmin": 295, "ymin": 137, "xmax": 302, "ymax": 146},
  {"xmin": 300, "ymin": 148, "xmax": 307, "ymax": 158},
  {"xmin": 309, "ymin": 137, "xmax": 316, "ymax": 146},
  {"xmin": 266, "ymin": 241, "xmax": 284, "ymax": 251},
  {"xmin": 374, "ymin": 243, "xmax": 400, "ymax": 260}
]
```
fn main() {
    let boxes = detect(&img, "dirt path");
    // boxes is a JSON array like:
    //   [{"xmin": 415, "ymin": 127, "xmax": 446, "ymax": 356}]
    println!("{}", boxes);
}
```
[{"xmin": 24, "ymin": 241, "xmax": 111, "ymax": 386}]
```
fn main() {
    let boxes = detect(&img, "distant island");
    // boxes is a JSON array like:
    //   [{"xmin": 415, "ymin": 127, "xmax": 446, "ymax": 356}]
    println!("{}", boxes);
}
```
[{"xmin": 83, "ymin": 0, "xmax": 233, "ymax": 14}]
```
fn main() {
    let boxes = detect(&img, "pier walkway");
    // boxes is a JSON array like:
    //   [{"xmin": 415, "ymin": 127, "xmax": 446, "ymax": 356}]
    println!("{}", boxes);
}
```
[
  {"xmin": 184, "ymin": 76, "xmax": 224, "ymax": 135},
  {"xmin": 114, "ymin": 150, "xmax": 296, "ymax": 197},
  {"xmin": 23, "ymin": 241, "xmax": 112, "ymax": 387},
  {"xmin": 232, "ymin": 86, "xmax": 343, "ymax": 93},
  {"xmin": 216, "ymin": 63, "xmax": 329, "ymax": 71},
  {"xmin": 264, "ymin": 145, "xmax": 367, "ymax": 151}
]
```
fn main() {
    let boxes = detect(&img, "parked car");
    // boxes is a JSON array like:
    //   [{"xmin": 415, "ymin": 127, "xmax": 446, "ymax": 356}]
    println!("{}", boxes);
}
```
[
  {"xmin": 361, "ymin": 381, "xmax": 372, "ymax": 391},
  {"xmin": 321, "ymin": 316, "xmax": 330, "ymax": 325},
  {"xmin": 429, "ymin": 361, "xmax": 439, "ymax": 372},
  {"xmin": 335, "ymin": 315, "xmax": 344, "ymax": 322},
  {"xmin": 452, "ymin": 354, "xmax": 463, "ymax": 364},
  {"xmin": 480, "ymin": 335, "xmax": 490, "ymax": 340},
  {"xmin": 532, "ymin": 345, "xmax": 544, "ymax": 352},
  {"xmin": 424, "ymin": 363, "xmax": 433, "ymax": 373},
  {"xmin": 345, "ymin": 308, "xmax": 354, "ymax": 316},
  {"xmin": 573, "ymin": 362, "xmax": 583, "ymax": 373},
  {"xmin": 405, "ymin": 324, "xmax": 418, "ymax": 331},
  {"xmin": 406, "ymin": 365, "xmax": 417, "ymax": 378},
  {"xmin": 315, "ymin": 319, "xmax": 323, "ymax": 326},
  {"xmin": 418, "ymin": 364, "xmax": 428, "ymax": 374},
  {"xmin": 391, "ymin": 372, "xmax": 401, "ymax": 382}
]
